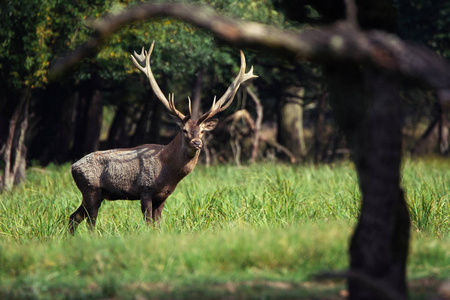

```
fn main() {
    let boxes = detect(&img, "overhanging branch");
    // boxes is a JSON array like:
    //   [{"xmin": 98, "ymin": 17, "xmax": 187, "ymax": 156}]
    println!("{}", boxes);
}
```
[{"xmin": 49, "ymin": 2, "xmax": 450, "ymax": 90}]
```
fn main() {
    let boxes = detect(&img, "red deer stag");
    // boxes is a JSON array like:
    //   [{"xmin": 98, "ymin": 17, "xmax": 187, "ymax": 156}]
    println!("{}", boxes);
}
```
[{"xmin": 69, "ymin": 41, "xmax": 257, "ymax": 234}]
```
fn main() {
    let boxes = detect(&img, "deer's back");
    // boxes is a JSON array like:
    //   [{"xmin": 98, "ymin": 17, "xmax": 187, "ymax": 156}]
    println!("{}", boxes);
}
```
[{"xmin": 71, "ymin": 145, "xmax": 164, "ymax": 199}]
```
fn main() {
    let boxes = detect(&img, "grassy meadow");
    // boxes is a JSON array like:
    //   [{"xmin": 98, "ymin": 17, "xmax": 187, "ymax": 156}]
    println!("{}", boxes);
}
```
[{"xmin": 0, "ymin": 158, "xmax": 449, "ymax": 299}]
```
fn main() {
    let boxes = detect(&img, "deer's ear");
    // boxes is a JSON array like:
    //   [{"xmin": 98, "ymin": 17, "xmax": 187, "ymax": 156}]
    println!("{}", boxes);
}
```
[{"xmin": 201, "ymin": 119, "xmax": 218, "ymax": 131}]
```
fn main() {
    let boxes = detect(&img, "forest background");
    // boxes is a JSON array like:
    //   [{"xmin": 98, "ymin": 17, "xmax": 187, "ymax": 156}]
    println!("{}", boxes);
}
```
[{"xmin": 1, "ymin": 0, "xmax": 449, "ymax": 186}]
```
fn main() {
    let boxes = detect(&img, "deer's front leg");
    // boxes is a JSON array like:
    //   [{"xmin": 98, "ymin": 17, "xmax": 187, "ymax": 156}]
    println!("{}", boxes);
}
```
[{"xmin": 152, "ymin": 200, "xmax": 166, "ymax": 225}]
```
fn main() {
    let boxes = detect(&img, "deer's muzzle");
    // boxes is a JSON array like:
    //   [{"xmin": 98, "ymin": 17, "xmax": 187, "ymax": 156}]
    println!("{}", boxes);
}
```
[{"xmin": 191, "ymin": 139, "xmax": 203, "ymax": 150}]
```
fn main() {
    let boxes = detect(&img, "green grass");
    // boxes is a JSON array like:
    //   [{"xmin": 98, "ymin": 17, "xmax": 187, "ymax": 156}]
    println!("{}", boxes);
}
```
[
  {"xmin": 402, "ymin": 158, "xmax": 450, "ymax": 236},
  {"xmin": 0, "ymin": 158, "xmax": 448, "ymax": 299}
]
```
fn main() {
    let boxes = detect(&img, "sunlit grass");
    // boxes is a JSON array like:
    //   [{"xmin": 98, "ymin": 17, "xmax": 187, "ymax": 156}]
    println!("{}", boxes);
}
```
[
  {"xmin": 0, "ymin": 158, "xmax": 448, "ymax": 299},
  {"xmin": 0, "ymin": 159, "xmax": 448, "ymax": 239},
  {"xmin": 3, "ymin": 159, "xmax": 446, "ymax": 239},
  {"xmin": 402, "ymin": 157, "xmax": 449, "ymax": 236}
]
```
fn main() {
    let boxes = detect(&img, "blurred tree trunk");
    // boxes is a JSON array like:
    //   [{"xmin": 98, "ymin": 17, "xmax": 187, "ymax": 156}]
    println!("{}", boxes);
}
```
[
  {"xmin": 326, "ymin": 63, "xmax": 409, "ymax": 300},
  {"xmin": 1, "ymin": 89, "xmax": 29, "ymax": 191},
  {"xmin": 277, "ymin": 85, "xmax": 306, "ymax": 162},
  {"xmin": 191, "ymin": 69, "xmax": 204, "ymax": 119},
  {"xmin": 323, "ymin": 4, "xmax": 410, "ymax": 298}
]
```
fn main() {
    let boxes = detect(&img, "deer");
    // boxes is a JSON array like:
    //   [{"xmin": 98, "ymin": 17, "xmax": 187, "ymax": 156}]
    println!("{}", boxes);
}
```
[{"xmin": 68, "ymin": 41, "xmax": 257, "ymax": 234}]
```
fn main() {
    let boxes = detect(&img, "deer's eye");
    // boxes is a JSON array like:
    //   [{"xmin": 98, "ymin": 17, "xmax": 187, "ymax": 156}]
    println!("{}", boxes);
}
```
[
  {"xmin": 183, "ymin": 129, "xmax": 188, "ymax": 134},
  {"xmin": 200, "ymin": 130, "xmax": 205, "ymax": 134}
]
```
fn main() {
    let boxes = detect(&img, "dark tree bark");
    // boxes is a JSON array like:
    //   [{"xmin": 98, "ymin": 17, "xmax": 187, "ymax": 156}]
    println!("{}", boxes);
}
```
[{"xmin": 326, "ymin": 63, "xmax": 409, "ymax": 300}]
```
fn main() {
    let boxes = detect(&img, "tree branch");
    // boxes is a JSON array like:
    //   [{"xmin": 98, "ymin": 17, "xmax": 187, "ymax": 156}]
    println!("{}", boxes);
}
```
[{"xmin": 49, "ymin": 3, "xmax": 450, "ymax": 90}]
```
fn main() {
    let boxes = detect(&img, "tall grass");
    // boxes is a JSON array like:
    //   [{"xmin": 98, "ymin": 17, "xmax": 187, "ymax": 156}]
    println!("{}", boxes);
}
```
[
  {"xmin": 402, "ymin": 158, "xmax": 449, "ymax": 236},
  {"xmin": 1, "ymin": 162, "xmax": 364, "ymax": 240},
  {"xmin": 0, "ymin": 159, "xmax": 448, "ymax": 299},
  {"xmin": 1, "ymin": 159, "xmax": 447, "ymax": 239}
]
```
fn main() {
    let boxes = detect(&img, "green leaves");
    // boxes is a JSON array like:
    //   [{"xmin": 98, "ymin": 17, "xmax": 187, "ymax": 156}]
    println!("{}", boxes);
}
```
[
  {"xmin": 396, "ymin": 0, "xmax": 450, "ymax": 58},
  {"xmin": 1, "ymin": 0, "xmax": 284, "ymax": 89}
]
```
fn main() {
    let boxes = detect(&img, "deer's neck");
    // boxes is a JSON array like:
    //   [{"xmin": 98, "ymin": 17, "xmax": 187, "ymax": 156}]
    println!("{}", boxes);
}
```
[{"xmin": 161, "ymin": 132, "xmax": 200, "ymax": 177}]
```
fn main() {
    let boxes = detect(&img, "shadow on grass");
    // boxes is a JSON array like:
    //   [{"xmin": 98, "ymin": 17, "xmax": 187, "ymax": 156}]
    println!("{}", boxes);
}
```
[{"xmin": 1, "ymin": 278, "xmax": 445, "ymax": 300}]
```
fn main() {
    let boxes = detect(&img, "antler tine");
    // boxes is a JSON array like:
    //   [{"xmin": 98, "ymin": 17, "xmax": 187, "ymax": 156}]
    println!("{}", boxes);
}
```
[
  {"xmin": 198, "ymin": 50, "xmax": 258, "ymax": 124},
  {"xmin": 131, "ymin": 47, "xmax": 146, "ymax": 72},
  {"xmin": 131, "ymin": 41, "xmax": 187, "ymax": 122},
  {"xmin": 187, "ymin": 97, "xmax": 192, "ymax": 117}
]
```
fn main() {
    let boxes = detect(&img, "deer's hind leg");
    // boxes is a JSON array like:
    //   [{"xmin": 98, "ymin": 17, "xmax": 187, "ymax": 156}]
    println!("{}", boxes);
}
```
[
  {"xmin": 140, "ymin": 195, "xmax": 153, "ymax": 226},
  {"xmin": 69, "ymin": 188, "xmax": 103, "ymax": 234}
]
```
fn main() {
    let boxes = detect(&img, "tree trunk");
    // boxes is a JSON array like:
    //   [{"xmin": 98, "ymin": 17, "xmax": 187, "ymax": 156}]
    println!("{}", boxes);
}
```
[
  {"xmin": 277, "ymin": 85, "xmax": 306, "ymax": 162},
  {"xmin": 1, "ymin": 89, "xmax": 30, "ymax": 191},
  {"xmin": 326, "ymin": 63, "xmax": 409, "ymax": 300}
]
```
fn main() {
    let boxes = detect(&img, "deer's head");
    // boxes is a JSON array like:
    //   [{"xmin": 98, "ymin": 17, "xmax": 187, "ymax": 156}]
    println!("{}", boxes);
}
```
[
  {"xmin": 178, "ymin": 118, "xmax": 218, "ymax": 153},
  {"xmin": 131, "ymin": 41, "xmax": 257, "ymax": 153}
]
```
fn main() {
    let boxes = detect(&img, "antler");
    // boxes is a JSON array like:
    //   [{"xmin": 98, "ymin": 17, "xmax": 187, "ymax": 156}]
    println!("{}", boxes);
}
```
[
  {"xmin": 131, "ymin": 41, "xmax": 190, "ymax": 122},
  {"xmin": 197, "ymin": 50, "xmax": 258, "ymax": 124}
]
